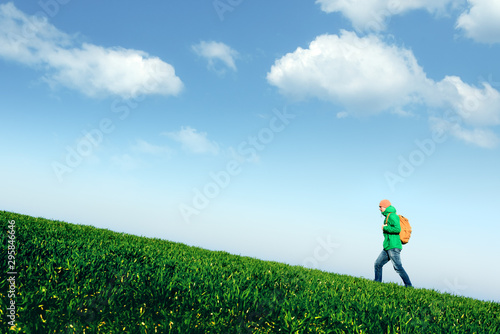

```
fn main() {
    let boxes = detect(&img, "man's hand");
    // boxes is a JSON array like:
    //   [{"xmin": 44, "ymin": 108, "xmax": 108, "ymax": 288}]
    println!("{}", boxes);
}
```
[{"xmin": 382, "ymin": 224, "xmax": 387, "ymax": 230}]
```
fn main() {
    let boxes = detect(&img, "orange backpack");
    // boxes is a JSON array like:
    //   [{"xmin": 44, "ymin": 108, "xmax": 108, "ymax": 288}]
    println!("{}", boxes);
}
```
[{"xmin": 387, "ymin": 213, "xmax": 412, "ymax": 244}]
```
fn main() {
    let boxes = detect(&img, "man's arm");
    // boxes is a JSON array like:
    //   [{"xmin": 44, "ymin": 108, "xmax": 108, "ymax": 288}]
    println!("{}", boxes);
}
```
[{"xmin": 383, "ymin": 213, "xmax": 401, "ymax": 234}]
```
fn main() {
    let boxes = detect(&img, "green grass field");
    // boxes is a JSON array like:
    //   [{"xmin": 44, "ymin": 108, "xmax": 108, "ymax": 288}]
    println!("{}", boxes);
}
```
[{"xmin": 1, "ymin": 210, "xmax": 499, "ymax": 333}]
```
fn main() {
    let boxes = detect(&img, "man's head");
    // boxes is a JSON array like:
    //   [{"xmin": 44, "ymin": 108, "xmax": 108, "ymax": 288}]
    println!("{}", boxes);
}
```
[{"xmin": 379, "ymin": 199, "xmax": 391, "ymax": 212}]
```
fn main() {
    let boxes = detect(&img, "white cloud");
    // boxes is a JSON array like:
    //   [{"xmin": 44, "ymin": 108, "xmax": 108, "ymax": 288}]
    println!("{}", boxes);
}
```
[
  {"xmin": 426, "ymin": 76, "xmax": 500, "ymax": 147},
  {"xmin": 192, "ymin": 41, "xmax": 238, "ymax": 74},
  {"xmin": 431, "ymin": 76, "xmax": 500, "ymax": 127},
  {"xmin": 316, "ymin": 0, "xmax": 461, "ymax": 31},
  {"xmin": 131, "ymin": 139, "xmax": 172, "ymax": 156},
  {"xmin": 430, "ymin": 117, "xmax": 499, "ymax": 148},
  {"xmin": 456, "ymin": 0, "xmax": 500, "ymax": 44},
  {"xmin": 267, "ymin": 31, "xmax": 428, "ymax": 116},
  {"xmin": 164, "ymin": 126, "xmax": 220, "ymax": 155},
  {"xmin": 267, "ymin": 30, "xmax": 500, "ymax": 147},
  {"xmin": 0, "ymin": 2, "xmax": 183, "ymax": 98}
]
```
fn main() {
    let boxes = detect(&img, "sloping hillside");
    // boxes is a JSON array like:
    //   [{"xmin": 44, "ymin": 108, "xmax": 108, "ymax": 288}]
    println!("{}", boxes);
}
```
[{"xmin": 1, "ymin": 210, "xmax": 499, "ymax": 333}]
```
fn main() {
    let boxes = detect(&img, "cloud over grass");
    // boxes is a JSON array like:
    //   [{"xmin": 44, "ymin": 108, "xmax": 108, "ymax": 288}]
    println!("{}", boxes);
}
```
[
  {"xmin": 0, "ymin": 2, "xmax": 183, "ymax": 99},
  {"xmin": 267, "ymin": 30, "xmax": 500, "ymax": 147},
  {"xmin": 267, "ymin": 31, "xmax": 428, "ymax": 115}
]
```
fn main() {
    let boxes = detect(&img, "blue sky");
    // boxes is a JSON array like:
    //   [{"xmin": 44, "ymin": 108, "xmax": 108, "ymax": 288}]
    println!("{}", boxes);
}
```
[{"xmin": 1, "ymin": 0, "xmax": 499, "ymax": 303}]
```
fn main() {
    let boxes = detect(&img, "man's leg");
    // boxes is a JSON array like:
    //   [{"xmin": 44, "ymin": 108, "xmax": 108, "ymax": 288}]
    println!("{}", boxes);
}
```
[
  {"xmin": 374, "ymin": 249, "xmax": 390, "ymax": 282},
  {"xmin": 388, "ymin": 248, "xmax": 412, "ymax": 287}
]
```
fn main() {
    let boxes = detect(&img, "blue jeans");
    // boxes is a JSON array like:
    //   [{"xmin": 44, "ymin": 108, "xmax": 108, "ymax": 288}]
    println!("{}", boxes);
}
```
[{"xmin": 374, "ymin": 248, "xmax": 412, "ymax": 287}]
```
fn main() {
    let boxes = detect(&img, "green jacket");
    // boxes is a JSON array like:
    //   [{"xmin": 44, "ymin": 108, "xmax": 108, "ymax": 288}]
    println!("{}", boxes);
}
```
[{"xmin": 382, "ymin": 205, "xmax": 402, "ymax": 250}]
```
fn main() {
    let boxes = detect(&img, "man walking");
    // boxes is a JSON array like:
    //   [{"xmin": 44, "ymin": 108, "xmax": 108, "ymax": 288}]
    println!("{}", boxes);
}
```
[{"xmin": 374, "ymin": 199, "xmax": 412, "ymax": 287}]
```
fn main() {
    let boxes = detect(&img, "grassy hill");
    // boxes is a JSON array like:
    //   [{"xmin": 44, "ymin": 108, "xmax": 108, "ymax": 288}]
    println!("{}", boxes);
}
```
[{"xmin": 1, "ymin": 210, "xmax": 499, "ymax": 333}]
